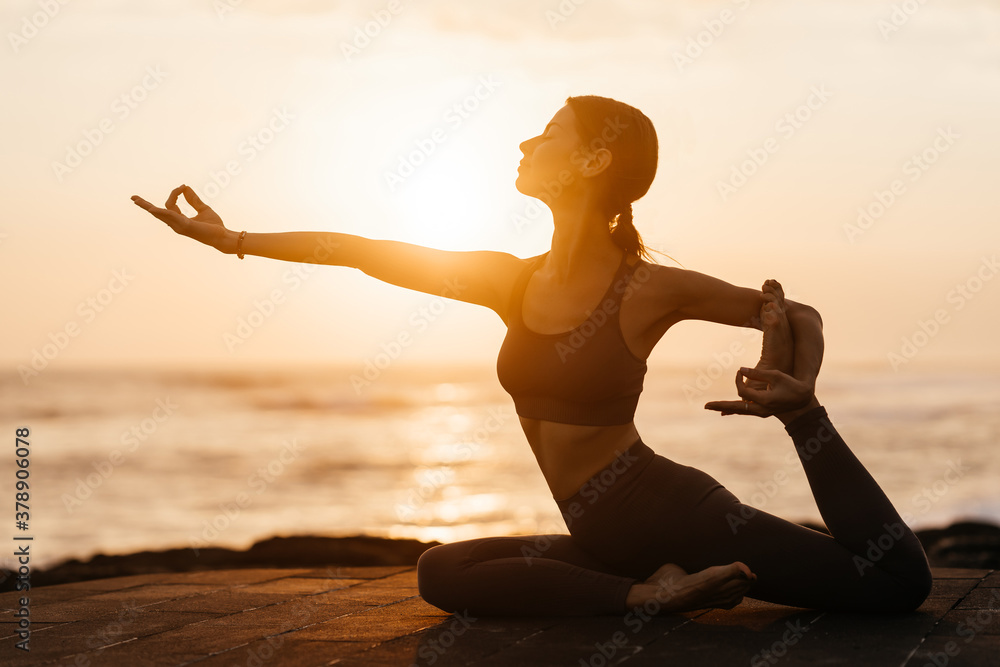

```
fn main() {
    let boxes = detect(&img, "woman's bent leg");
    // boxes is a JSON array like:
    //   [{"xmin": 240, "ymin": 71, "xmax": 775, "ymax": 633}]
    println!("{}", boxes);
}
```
[
  {"xmin": 774, "ymin": 406, "xmax": 932, "ymax": 608},
  {"xmin": 679, "ymin": 408, "xmax": 931, "ymax": 611},
  {"xmin": 559, "ymin": 426, "xmax": 931, "ymax": 612},
  {"xmin": 417, "ymin": 535, "xmax": 640, "ymax": 616}
]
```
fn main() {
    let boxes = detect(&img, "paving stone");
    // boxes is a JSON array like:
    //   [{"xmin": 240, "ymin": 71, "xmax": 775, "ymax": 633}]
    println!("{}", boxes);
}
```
[
  {"xmin": 165, "ymin": 567, "xmax": 317, "ymax": 585},
  {"xmin": 797, "ymin": 609, "xmax": 940, "ymax": 638},
  {"xmin": 682, "ymin": 599, "xmax": 819, "ymax": 634},
  {"xmin": 3, "ymin": 566, "xmax": 991, "ymax": 665},
  {"xmin": 0, "ymin": 620, "xmax": 62, "ymax": 642},
  {"xmin": 192, "ymin": 594, "xmax": 372, "ymax": 629},
  {"xmin": 931, "ymin": 568, "xmax": 991, "ymax": 579},
  {"xmin": 623, "ymin": 631, "xmax": 810, "ymax": 666},
  {"xmin": 233, "ymin": 576, "xmax": 368, "ymax": 596},
  {"xmin": 955, "ymin": 586, "xmax": 1000, "ymax": 611},
  {"xmin": 326, "ymin": 634, "xmax": 429, "ymax": 667},
  {"xmin": 84, "ymin": 583, "xmax": 222, "ymax": 603},
  {"xmin": 141, "ymin": 589, "xmax": 295, "ymax": 614},
  {"xmin": 65, "ymin": 640, "xmax": 220, "ymax": 666},
  {"xmin": 916, "ymin": 596, "xmax": 960, "ymax": 614},
  {"xmin": 315, "ymin": 585, "xmax": 423, "ymax": 607},
  {"xmin": 381, "ymin": 618, "xmax": 560, "ymax": 666},
  {"xmin": 0, "ymin": 586, "xmax": 93, "ymax": 611},
  {"xmin": 290, "ymin": 597, "xmax": 443, "ymax": 642},
  {"xmin": 756, "ymin": 611, "xmax": 938, "ymax": 666},
  {"xmin": 295, "ymin": 565, "xmax": 413, "ymax": 580},
  {"xmin": 363, "ymin": 570, "xmax": 420, "ymax": 588},
  {"xmin": 38, "ymin": 572, "xmax": 179, "ymax": 591},
  {"xmin": 190, "ymin": 637, "xmax": 374, "ymax": 667},
  {"xmin": 12, "ymin": 584, "xmax": 222, "ymax": 623},
  {"xmin": 905, "ymin": 634, "xmax": 1000, "ymax": 667},
  {"xmin": 70, "ymin": 613, "xmax": 294, "ymax": 660},
  {"xmin": 930, "ymin": 607, "xmax": 1000, "ymax": 637},
  {"xmin": 4, "ymin": 610, "xmax": 216, "ymax": 661},
  {"xmin": 928, "ymin": 577, "xmax": 980, "ymax": 599},
  {"xmin": 8, "ymin": 596, "xmax": 161, "ymax": 624}
]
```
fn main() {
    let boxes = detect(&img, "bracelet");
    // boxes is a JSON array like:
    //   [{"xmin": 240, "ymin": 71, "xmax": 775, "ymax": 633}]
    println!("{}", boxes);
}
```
[{"xmin": 236, "ymin": 231, "xmax": 247, "ymax": 259}]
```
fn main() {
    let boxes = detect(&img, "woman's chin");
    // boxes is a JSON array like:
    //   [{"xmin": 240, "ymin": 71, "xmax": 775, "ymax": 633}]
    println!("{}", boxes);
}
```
[{"xmin": 514, "ymin": 174, "xmax": 542, "ymax": 199}]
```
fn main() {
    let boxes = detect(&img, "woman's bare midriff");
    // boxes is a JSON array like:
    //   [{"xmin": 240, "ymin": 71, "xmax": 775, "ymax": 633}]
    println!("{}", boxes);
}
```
[{"xmin": 518, "ymin": 417, "xmax": 643, "ymax": 500}]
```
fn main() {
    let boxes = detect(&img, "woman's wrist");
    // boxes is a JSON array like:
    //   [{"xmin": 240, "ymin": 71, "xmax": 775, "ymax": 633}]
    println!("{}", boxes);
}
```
[
  {"xmin": 218, "ymin": 229, "xmax": 241, "ymax": 255},
  {"xmin": 775, "ymin": 395, "xmax": 821, "ymax": 426}
]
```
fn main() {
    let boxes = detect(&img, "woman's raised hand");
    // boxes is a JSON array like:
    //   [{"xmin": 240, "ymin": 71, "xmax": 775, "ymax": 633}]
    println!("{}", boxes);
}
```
[
  {"xmin": 705, "ymin": 367, "xmax": 815, "ymax": 418},
  {"xmin": 131, "ymin": 185, "xmax": 233, "ymax": 253},
  {"xmin": 704, "ymin": 279, "xmax": 816, "ymax": 418}
]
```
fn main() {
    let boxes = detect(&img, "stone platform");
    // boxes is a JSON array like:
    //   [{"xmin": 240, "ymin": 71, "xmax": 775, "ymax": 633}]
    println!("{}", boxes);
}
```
[{"xmin": 1, "ymin": 567, "xmax": 997, "ymax": 666}]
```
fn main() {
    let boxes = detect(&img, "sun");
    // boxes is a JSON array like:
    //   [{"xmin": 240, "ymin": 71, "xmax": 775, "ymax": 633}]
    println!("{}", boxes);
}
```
[{"xmin": 386, "ymin": 138, "xmax": 520, "ymax": 250}]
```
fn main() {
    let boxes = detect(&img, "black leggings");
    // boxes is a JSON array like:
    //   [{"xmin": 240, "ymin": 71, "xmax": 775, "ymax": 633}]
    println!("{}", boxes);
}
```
[{"xmin": 416, "ymin": 407, "xmax": 932, "ymax": 615}]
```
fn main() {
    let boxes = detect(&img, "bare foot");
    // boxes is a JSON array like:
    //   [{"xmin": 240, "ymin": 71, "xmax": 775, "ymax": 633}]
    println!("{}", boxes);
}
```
[
  {"xmin": 625, "ymin": 562, "xmax": 756, "ymax": 612},
  {"xmin": 757, "ymin": 279, "xmax": 794, "ymax": 376},
  {"xmin": 705, "ymin": 280, "xmax": 819, "ymax": 417}
]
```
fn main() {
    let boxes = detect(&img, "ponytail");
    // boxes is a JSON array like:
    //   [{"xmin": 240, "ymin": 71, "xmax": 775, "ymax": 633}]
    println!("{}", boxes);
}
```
[
  {"xmin": 610, "ymin": 201, "xmax": 677, "ymax": 266},
  {"xmin": 612, "ymin": 201, "xmax": 662, "ymax": 263}
]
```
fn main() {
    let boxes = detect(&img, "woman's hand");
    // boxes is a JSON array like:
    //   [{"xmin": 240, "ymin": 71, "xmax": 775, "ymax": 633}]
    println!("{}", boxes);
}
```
[
  {"xmin": 131, "ymin": 185, "xmax": 233, "ymax": 253},
  {"xmin": 705, "ymin": 367, "xmax": 815, "ymax": 419}
]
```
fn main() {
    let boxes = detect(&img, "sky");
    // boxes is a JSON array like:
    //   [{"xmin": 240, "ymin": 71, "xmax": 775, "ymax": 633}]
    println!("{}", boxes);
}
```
[{"xmin": 3, "ymin": 0, "xmax": 1000, "ymax": 378}]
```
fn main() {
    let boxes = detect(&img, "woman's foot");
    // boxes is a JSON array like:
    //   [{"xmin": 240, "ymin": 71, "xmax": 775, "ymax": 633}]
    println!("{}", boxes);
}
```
[
  {"xmin": 705, "ymin": 280, "xmax": 819, "ymax": 418},
  {"xmin": 757, "ymin": 280, "xmax": 822, "ymax": 424},
  {"xmin": 625, "ymin": 562, "xmax": 756, "ymax": 612},
  {"xmin": 757, "ymin": 279, "xmax": 794, "ymax": 375}
]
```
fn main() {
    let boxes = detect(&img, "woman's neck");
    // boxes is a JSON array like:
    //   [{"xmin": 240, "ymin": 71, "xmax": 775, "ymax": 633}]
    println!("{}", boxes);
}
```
[{"xmin": 545, "ymin": 196, "xmax": 620, "ymax": 283}]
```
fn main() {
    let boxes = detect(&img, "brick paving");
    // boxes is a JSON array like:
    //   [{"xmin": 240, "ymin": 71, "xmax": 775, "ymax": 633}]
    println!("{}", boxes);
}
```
[{"xmin": 1, "ymin": 567, "xmax": 997, "ymax": 666}]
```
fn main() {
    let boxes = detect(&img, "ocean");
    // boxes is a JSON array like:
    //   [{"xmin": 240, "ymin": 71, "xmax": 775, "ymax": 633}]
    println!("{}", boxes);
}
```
[{"xmin": 2, "ymin": 365, "xmax": 999, "ymax": 572}]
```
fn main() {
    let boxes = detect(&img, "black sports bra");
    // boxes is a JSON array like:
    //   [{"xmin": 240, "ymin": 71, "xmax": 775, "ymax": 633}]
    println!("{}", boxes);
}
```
[{"xmin": 496, "ymin": 252, "xmax": 648, "ymax": 426}]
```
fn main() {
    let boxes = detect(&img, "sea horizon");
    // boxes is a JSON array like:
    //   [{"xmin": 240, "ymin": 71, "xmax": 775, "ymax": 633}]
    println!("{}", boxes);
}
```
[{"xmin": 3, "ymin": 363, "xmax": 998, "ymax": 572}]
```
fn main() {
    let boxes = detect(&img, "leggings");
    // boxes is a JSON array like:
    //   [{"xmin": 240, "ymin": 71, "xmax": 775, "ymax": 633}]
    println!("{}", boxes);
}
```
[{"xmin": 416, "ymin": 407, "xmax": 933, "ymax": 616}]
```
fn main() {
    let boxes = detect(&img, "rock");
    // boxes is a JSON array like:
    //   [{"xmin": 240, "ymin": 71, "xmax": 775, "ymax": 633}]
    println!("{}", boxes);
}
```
[
  {"xmin": 916, "ymin": 521, "xmax": 1000, "ymax": 569},
  {"xmin": 8, "ymin": 535, "xmax": 440, "ymax": 590}
]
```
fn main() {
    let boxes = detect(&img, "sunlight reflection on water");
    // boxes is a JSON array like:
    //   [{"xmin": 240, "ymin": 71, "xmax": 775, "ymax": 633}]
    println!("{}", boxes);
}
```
[{"xmin": 3, "ymin": 365, "xmax": 998, "ymax": 569}]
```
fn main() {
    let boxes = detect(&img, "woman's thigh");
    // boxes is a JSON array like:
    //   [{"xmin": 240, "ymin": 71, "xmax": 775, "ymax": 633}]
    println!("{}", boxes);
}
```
[{"xmin": 564, "ymin": 451, "xmax": 923, "ymax": 610}]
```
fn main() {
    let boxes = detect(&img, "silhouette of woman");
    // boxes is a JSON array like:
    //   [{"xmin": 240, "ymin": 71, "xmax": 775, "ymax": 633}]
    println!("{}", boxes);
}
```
[{"xmin": 133, "ymin": 95, "xmax": 932, "ymax": 615}]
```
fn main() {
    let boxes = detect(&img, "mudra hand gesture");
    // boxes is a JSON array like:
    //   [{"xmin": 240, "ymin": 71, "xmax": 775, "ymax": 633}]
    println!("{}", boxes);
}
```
[
  {"xmin": 132, "ymin": 185, "xmax": 232, "ymax": 253},
  {"xmin": 705, "ymin": 280, "xmax": 817, "ymax": 419},
  {"xmin": 705, "ymin": 367, "xmax": 815, "ymax": 418}
]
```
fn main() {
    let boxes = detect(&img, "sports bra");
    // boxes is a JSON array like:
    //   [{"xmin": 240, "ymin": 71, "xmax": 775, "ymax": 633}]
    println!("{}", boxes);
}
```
[{"xmin": 496, "ymin": 251, "xmax": 648, "ymax": 426}]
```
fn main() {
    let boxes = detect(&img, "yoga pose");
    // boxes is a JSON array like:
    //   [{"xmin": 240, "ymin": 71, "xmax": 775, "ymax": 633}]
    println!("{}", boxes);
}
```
[{"xmin": 132, "ymin": 95, "xmax": 932, "ymax": 615}]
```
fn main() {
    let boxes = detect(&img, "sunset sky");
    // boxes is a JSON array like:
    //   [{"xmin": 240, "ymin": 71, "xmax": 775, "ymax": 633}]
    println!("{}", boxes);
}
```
[{"xmin": 4, "ymin": 0, "xmax": 1000, "ymax": 377}]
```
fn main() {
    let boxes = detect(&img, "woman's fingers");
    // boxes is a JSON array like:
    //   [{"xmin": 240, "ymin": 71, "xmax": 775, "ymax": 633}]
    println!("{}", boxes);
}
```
[
  {"xmin": 165, "ymin": 185, "xmax": 185, "ymax": 213},
  {"xmin": 130, "ymin": 195, "xmax": 153, "ymax": 211},
  {"xmin": 738, "ymin": 366, "xmax": 784, "ymax": 404},
  {"xmin": 181, "ymin": 184, "xmax": 209, "ymax": 212},
  {"xmin": 704, "ymin": 399, "xmax": 769, "ymax": 417},
  {"xmin": 131, "ymin": 195, "xmax": 169, "ymax": 221},
  {"xmin": 131, "ymin": 194, "xmax": 185, "ymax": 232},
  {"xmin": 706, "ymin": 365, "xmax": 812, "ymax": 418},
  {"xmin": 738, "ymin": 366, "xmax": 784, "ymax": 386}
]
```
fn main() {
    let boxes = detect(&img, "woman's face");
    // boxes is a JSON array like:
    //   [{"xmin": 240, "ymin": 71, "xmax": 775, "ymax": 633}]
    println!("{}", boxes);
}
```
[{"xmin": 515, "ymin": 105, "xmax": 588, "ymax": 203}]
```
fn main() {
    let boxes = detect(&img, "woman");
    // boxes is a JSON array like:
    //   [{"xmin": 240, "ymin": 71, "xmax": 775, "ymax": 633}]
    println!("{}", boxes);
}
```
[{"xmin": 132, "ymin": 95, "xmax": 932, "ymax": 616}]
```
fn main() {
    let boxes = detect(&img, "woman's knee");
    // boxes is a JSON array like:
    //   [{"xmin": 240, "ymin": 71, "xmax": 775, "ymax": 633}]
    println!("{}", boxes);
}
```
[
  {"xmin": 895, "ymin": 561, "xmax": 933, "ymax": 612},
  {"xmin": 416, "ymin": 545, "xmax": 461, "ymax": 612},
  {"xmin": 883, "ymin": 540, "xmax": 934, "ymax": 612},
  {"xmin": 863, "ymin": 558, "xmax": 933, "ymax": 612}
]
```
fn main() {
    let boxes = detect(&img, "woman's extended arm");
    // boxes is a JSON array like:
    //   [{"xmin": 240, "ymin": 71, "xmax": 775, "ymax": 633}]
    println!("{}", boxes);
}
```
[
  {"xmin": 641, "ymin": 265, "xmax": 822, "ymax": 413},
  {"xmin": 132, "ymin": 185, "xmax": 524, "ymax": 315}
]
